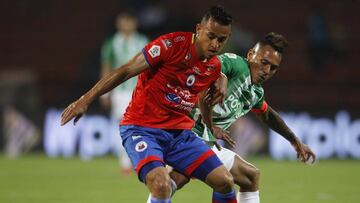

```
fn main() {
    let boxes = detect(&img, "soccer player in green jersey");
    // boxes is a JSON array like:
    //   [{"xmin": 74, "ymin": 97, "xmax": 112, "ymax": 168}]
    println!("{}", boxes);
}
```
[
  {"xmin": 100, "ymin": 12, "xmax": 148, "ymax": 174},
  {"xmin": 148, "ymin": 32, "xmax": 316, "ymax": 203}
]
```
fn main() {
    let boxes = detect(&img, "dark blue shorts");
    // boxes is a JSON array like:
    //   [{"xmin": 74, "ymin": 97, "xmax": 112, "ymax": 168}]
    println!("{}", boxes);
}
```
[{"xmin": 120, "ymin": 125, "xmax": 222, "ymax": 182}]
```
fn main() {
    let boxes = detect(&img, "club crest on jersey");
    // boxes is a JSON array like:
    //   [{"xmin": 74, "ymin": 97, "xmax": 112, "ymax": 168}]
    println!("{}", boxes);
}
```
[
  {"xmin": 135, "ymin": 141, "xmax": 147, "ymax": 152},
  {"xmin": 186, "ymin": 74, "xmax": 196, "ymax": 87},
  {"xmin": 148, "ymin": 45, "xmax": 161, "ymax": 58}
]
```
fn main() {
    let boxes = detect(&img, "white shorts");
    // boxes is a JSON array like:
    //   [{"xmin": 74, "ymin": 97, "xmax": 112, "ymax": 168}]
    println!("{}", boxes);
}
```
[{"xmin": 211, "ymin": 146, "xmax": 236, "ymax": 171}]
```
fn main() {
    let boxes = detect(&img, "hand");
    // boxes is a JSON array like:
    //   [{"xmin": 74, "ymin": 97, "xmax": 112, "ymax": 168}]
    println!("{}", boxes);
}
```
[
  {"xmin": 212, "ymin": 126, "xmax": 236, "ymax": 148},
  {"xmin": 292, "ymin": 138, "xmax": 316, "ymax": 164},
  {"xmin": 205, "ymin": 73, "xmax": 228, "ymax": 106},
  {"xmin": 61, "ymin": 96, "xmax": 89, "ymax": 126}
]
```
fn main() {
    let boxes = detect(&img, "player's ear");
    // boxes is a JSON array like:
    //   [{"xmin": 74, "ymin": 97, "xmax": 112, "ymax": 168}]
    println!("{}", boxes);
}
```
[
  {"xmin": 247, "ymin": 48, "xmax": 254, "ymax": 60},
  {"xmin": 196, "ymin": 24, "xmax": 201, "ymax": 37}
]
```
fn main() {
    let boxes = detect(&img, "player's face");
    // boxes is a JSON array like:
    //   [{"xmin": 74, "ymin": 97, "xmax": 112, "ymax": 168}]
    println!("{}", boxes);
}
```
[
  {"xmin": 196, "ymin": 18, "xmax": 231, "ymax": 59},
  {"xmin": 247, "ymin": 44, "xmax": 282, "ymax": 84},
  {"xmin": 116, "ymin": 16, "xmax": 137, "ymax": 34}
]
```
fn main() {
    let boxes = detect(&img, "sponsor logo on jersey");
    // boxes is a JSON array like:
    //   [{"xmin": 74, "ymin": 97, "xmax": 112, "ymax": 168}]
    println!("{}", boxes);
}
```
[
  {"xmin": 174, "ymin": 36, "xmax": 185, "ymax": 42},
  {"xmin": 186, "ymin": 74, "xmax": 196, "ymax": 87},
  {"xmin": 165, "ymin": 93, "xmax": 181, "ymax": 104},
  {"xmin": 148, "ymin": 45, "xmax": 161, "ymax": 58},
  {"xmin": 165, "ymin": 91, "xmax": 195, "ymax": 111},
  {"xmin": 135, "ymin": 141, "xmax": 147, "ymax": 152},
  {"xmin": 166, "ymin": 83, "xmax": 191, "ymax": 99},
  {"xmin": 192, "ymin": 66, "xmax": 201, "ymax": 75}
]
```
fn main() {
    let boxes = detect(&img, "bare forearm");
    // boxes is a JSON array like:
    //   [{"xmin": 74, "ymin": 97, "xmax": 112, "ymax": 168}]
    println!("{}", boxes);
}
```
[
  {"xmin": 100, "ymin": 62, "xmax": 112, "ymax": 78},
  {"xmin": 83, "ymin": 67, "xmax": 131, "ymax": 103},
  {"xmin": 82, "ymin": 53, "xmax": 147, "ymax": 105},
  {"xmin": 258, "ymin": 106, "xmax": 297, "ymax": 143},
  {"xmin": 256, "ymin": 106, "xmax": 316, "ymax": 163}
]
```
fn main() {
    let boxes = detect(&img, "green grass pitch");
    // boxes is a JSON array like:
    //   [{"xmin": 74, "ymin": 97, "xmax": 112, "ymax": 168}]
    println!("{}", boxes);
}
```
[{"xmin": 1, "ymin": 154, "xmax": 359, "ymax": 203}]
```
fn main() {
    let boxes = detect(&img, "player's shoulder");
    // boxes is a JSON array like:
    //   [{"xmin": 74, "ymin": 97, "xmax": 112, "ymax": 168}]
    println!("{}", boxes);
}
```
[
  {"xmin": 219, "ymin": 53, "xmax": 245, "ymax": 63},
  {"xmin": 101, "ymin": 36, "xmax": 116, "ymax": 52},
  {"xmin": 135, "ymin": 32, "xmax": 149, "ymax": 41},
  {"xmin": 219, "ymin": 53, "xmax": 248, "ymax": 69},
  {"xmin": 158, "ymin": 32, "xmax": 193, "ymax": 44},
  {"xmin": 102, "ymin": 35, "xmax": 115, "ymax": 46}
]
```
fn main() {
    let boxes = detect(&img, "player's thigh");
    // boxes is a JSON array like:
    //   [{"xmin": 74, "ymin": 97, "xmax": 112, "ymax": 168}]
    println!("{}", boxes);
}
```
[
  {"xmin": 211, "ymin": 145, "xmax": 236, "ymax": 171},
  {"xmin": 169, "ymin": 169, "xmax": 190, "ymax": 189},
  {"xmin": 120, "ymin": 125, "xmax": 165, "ymax": 180},
  {"xmin": 165, "ymin": 130, "xmax": 223, "ymax": 181},
  {"xmin": 204, "ymin": 164, "xmax": 233, "ymax": 191},
  {"xmin": 229, "ymin": 154, "xmax": 260, "ymax": 186}
]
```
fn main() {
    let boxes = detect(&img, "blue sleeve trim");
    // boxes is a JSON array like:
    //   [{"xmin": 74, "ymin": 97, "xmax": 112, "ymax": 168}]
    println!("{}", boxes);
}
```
[{"xmin": 142, "ymin": 48, "xmax": 153, "ymax": 68}]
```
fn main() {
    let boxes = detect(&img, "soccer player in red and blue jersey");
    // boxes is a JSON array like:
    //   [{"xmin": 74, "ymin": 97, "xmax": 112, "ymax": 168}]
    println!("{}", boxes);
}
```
[{"xmin": 61, "ymin": 5, "xmax": 237, "ymax": 203}]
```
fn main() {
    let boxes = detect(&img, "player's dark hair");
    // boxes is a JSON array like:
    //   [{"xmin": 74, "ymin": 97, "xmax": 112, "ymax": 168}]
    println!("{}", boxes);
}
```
[
  {"xmin": 259, "ymin": 32, "xmax": 289, "ymax": 53},
  {"xmin": 202, "ymin": 5, "xmax": 232, "ymax": 26},
  {"xmin": 117, "ymin": 12, "xmax": 136, "ymax": 20}
]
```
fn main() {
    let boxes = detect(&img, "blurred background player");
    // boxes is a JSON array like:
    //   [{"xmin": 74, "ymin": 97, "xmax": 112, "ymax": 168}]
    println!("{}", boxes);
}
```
[
  {"xmin": 61, "ymin": 5, "xmax": 238, "ymax": 203},
  {"xmin": 100, "ymin": 12, "xmax": 148, "ymax": 174},
  {"xmin": 153, "ymin": 32, "xmax": 316, "ymax": 203}
]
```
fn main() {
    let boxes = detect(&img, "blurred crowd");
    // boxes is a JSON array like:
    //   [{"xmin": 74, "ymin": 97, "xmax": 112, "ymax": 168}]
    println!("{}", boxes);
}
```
[{"xmin": 0, "ymin": 0, "xmax": 359, "ymax": 157}]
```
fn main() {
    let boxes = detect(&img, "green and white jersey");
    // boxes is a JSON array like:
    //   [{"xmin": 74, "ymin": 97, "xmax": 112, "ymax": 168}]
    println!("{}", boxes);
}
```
[
  {"xmin": 101, "ymin": 32, "xmax": 148, "ymax": 118},
  {"xmin": 101, "ymin": 32, "xmax": 148, "ymax": 92},
  {"xmin": 191, "ymin": 53, "xmax": 266, "ymax": 143}
]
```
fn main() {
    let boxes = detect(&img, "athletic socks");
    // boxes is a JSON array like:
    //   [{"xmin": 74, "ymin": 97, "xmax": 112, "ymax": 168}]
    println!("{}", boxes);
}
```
[
  {"xmin": 150, "ymin": 197, "xmax": 171, "ymax": 203},
  {"xmin": 212, "ymin": 190, "xmax": 237, "ymax": 203},
  {"xmin": 237, "ymin": 191, "xmax": 260, "ymax": 203},
  {"xmin": 169, "ymin": 178, "xmax": 177, "ymax": 197}
]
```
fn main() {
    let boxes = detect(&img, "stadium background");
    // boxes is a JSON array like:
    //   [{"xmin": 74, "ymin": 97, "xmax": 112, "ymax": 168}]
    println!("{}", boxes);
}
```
[{"xmin": 0, "ymin": 0, "xmax": 359, "ymax": 202}]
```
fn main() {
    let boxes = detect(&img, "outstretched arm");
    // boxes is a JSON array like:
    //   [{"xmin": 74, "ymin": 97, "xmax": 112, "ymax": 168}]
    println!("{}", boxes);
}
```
[
  {"xmin": 61, "ymin": 53, "xmax": 149, "ymax": 126},
  {"xmin": 98, "ymin": 59, "xmax": 113, "ymax": 110},
  {"xmin": 255, "ymin": 105, "xmax": 316, "ymax": 164}
]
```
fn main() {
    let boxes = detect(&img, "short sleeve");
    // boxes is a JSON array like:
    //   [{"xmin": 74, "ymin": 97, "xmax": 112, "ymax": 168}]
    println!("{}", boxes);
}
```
[
  {"xmin": 251, "ymin": 87, "xmax": 268, "ymax": 114},
  {"xmin": 142, "ymin": 33, "xmax": 176, "ymax": 68}
]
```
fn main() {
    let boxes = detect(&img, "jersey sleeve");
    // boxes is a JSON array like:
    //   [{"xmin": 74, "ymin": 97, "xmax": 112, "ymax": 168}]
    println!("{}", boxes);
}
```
[
  {"xmin": 101, "ymin": 38, "xmax": 114, "ymax": 64},
  {"xmin": 142, "ymin": 33, "xmax": 177, "ymax": 68},
  {"xmin": 219, "ymin": 53, "xmax": 243, "ymax": 79},
  {"xmin": 251, "ymin": 86, "xmax": 268, "ymax": 114}
]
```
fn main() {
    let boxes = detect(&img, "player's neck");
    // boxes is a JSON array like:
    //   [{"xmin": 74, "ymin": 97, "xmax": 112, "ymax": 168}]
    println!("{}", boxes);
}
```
[{"xmin": 194, "ymin": 42, "xmax": 207, "ymax": 61}]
